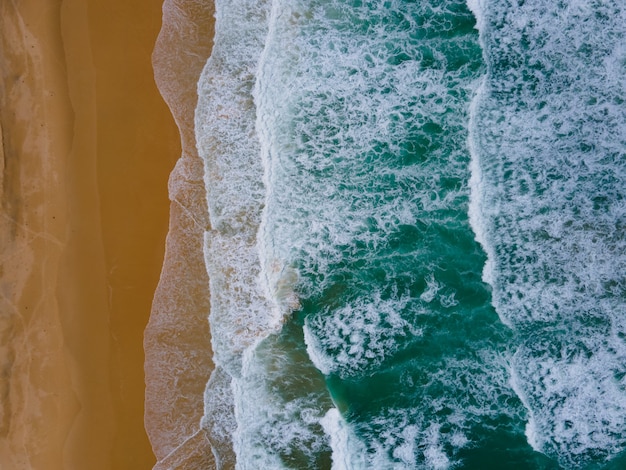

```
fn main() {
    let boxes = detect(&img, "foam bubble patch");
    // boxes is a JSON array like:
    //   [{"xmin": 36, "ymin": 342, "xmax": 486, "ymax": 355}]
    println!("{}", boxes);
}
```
[{"xmin": 468, "ymin": 0, "xmax": 626, "ymax": 465}]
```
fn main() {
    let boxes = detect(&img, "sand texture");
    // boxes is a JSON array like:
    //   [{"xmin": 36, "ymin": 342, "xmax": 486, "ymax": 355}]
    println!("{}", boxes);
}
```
[{"xmin": 0, "ymin": 0, "xmax": 182, "ymax": 468}]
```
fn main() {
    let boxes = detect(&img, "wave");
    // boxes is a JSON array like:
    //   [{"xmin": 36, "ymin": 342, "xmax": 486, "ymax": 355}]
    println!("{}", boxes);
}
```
[
  {"xmin": 186, "ymin": 0, "xmax": 626, "ymax": 468},
  {"xmin": 468, "ymin": 0, "xmax": 626, "ymax": 466},
  {"xmin": 253, "ymin": 0, "xmax": 528, "ymax": 467}
]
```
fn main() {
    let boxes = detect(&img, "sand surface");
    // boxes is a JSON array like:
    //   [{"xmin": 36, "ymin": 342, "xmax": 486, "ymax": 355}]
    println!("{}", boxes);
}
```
[{"xmin": 0, "ymin": 0, "xmax": 185, "ymax": 468}]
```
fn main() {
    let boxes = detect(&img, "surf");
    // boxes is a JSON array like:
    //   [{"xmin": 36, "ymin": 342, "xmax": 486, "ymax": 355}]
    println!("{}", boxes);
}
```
[{"xmin": 468, "ymin": 0, "xmax": 626, "ymax": 466}]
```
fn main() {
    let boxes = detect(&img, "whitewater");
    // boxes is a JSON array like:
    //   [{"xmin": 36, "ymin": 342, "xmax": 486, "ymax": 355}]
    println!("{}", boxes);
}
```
[{"xmin": 189, "ymin": 0, "xmax": 626, "ymax": 468}]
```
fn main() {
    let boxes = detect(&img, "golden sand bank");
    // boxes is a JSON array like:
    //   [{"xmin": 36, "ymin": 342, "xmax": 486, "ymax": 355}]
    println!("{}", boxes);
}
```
[{"xmin": 0, "ymin": 0, "xmax": 210, "ymax": 468}]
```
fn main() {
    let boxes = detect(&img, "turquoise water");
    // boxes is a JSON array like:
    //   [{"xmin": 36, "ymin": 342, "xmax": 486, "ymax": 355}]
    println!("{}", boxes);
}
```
[{"xmin": 195, "ymin": 0, "xmax": 626, "ymax": 468}]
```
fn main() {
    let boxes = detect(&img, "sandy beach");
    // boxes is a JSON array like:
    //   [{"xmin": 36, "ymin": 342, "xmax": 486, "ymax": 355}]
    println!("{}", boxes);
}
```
[{"xmin": 0, "ymin": 0, "xmax": 196, "ymax": 467}]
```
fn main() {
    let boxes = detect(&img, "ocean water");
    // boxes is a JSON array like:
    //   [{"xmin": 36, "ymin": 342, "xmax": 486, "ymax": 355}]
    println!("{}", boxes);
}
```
[{"xmin": 193, "ymin": 0, "xmax": 626, "ymax": 468}]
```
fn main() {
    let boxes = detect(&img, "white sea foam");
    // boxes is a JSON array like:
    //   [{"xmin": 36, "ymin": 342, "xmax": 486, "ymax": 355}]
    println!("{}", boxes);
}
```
[
  {"xmin": 201, "ymin": 366, "xmax": 237, "ymax": 468},
  {"xmin": 315, "ymin": 346, "xmax": 522, "ymax": 468},
  {"xmin": 254, "ymin": 0, "xmax": 477, "ymax": 305},
  {"xmin": 467, "ymin": 0, "xmax": 626, "ymax": 465},
  {"xmin": 303, "ymin": 290, "xmax": 422, "ymax": 377},
  {"xmin": 348, "ymin": 408, "xmax": 461, "ymax": 469},
  {"xmin": 465, "ymin": 0, "xmax": 486, "ymax": 32},
  {"xmin": 253, "ymin": 0, "xmax": 518, "ymax": 466},
  {"xmin": 195, "ymin": 0, "xmax": 276, "ymax": 466},
  {"xmin": 198, "ymin": 0, "xmax": 533, "ymax": 465},
  {"xmin": 467, "ymin": 77, "xmax": 498, "ymax": 292},
  {"xmin": 319, "ymin": 408, "xmax": 452, "ymax": 470},
  {"xmin": 319, "ymin": 408, "xmax": 369, "ymax": 470},
  {"xmin": 232, "ymin": 338, "xmax": 332, "ymax": 469},
  {"xmin": 233, "ymin": 375, "xmax": 329, "ymax": 469},
  {"xmin": 196, "ymin": 0, "xmax": 274, "ymax": 373},
  {"xmin": 510, "ymin": 331, "xmax": 626, "ymax": 466}
]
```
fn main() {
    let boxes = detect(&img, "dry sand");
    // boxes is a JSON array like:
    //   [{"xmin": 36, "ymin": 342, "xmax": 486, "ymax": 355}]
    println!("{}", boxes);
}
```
[{"xmin": 0, "ymin": 0, "xmax": 190, "ymax": 468}]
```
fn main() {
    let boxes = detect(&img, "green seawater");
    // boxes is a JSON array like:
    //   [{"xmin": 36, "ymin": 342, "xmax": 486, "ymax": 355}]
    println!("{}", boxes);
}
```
[
  {"xmin": 252, "ymin": 0, "xmax": 540, "ymax": 467},
  {"xmin": 201, "ymin": 0, "xmax": 626, "ymax": 467}
]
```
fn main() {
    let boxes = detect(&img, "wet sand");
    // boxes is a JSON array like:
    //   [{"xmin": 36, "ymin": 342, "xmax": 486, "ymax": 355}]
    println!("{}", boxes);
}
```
[
  {"xmin": 0, "ymin": 0, "xmax": 188, "ymax": 468},
  {"xmin": 145, "ymin": 0, "xmax": 216, "ymax": 467}
]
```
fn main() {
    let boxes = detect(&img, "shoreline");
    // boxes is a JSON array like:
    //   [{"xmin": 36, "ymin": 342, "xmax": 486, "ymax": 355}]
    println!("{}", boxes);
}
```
[
  {"xmin": 145, "ymin": 0, "xmax": 217, "ymax": 467},
  {"xmin": 0, "ymin": 0, "xmax": 182, "ymax": 467}
]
